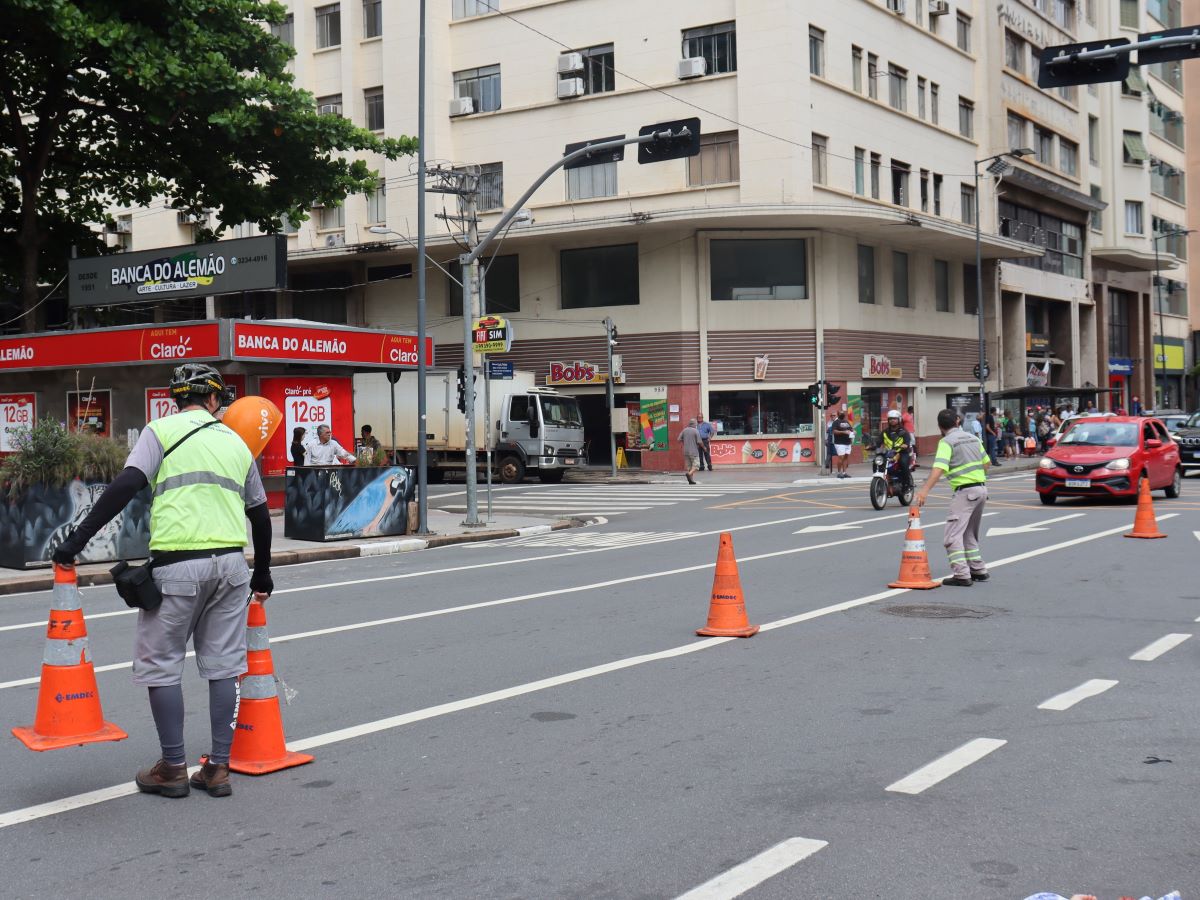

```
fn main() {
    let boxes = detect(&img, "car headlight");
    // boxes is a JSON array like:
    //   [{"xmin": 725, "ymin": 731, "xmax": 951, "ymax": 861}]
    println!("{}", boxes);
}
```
[
  {"xmin": 1106, "ymin": 458, "xmax": 1130, "ymax": 470},
  {"xmin": 1038, "ymin": 457, "xmax": 1056, "ymax": 469}
]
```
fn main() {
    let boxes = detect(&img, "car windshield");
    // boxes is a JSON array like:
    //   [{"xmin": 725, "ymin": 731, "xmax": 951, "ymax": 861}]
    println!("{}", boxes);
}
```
[
  {"xmin": 1186, "ymin": 413, "xmax": 1200, "ymax": 428},
  {"xmin": 1059, "ymin": 422, "xmax": 1138, "ymax": 447},
  {"xmin": 539, "ymin": 396, "xmax": 583, "ymax": 428}
]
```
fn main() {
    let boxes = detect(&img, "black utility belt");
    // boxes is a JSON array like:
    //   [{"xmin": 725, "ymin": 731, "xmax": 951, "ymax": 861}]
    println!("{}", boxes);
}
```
[
  {"xmin": 954, "ymin": 482, "xmax": 986, "ymax": 492},
  {"xmin": 109, "ymin": 547, "xmax": 241, "ymax": 612},
  {"xmin": 151, "ymin": 547, "xmax": 243, "ymax": 567}
]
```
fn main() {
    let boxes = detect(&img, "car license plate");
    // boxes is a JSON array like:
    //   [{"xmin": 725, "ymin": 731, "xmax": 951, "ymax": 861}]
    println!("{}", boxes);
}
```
[
  {"xmin": 563, "ymin": 457, "xmax": 576, "ymax": 465},
  {"xmin": 1065, "ymin": 478, "xmax": 1090, "ymax": 488}
]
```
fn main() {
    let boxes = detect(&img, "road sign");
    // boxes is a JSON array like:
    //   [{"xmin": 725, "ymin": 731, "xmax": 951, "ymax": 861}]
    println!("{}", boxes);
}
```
[
  {"xmin": 472, "ymin": 315, "xmax": 512, "ymax": 354},
  {"xmin": 637, "ymin": 117, "xmax": 701, "ymax": 164},
  {"xmin": 1138, "ymin": 26, "xmax": 1200, "ymax": 66},
  {"xmin": 973, "ymin": 363, "xmax": 991, "ymax": 380},
  {"xmin": 563, "ymin": 135, "xmax": 625, "ymax": 170},
  {"xmin": 487, "ymin": 360, "xmax": 514, "ymax": 380},
  {"xmin": 1038, "ymin": 39, "xmax": 1130, "ymax": 88}
]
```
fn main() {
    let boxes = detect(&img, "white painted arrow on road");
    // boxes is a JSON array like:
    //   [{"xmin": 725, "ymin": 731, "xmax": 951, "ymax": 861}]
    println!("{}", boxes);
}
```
[
  {"xmin": 794, "ymin": 512, "xmax": 908, "ymax": 534},
  {"xmin": 986, "ymin": 513, "xmax": 1084, "ymax": 537}
]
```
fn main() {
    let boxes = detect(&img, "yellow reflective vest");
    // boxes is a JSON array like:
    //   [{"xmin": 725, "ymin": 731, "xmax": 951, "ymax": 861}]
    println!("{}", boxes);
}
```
[{"xmin": 932, "ymin": 427, "xmax": 988, "ymax": 488}]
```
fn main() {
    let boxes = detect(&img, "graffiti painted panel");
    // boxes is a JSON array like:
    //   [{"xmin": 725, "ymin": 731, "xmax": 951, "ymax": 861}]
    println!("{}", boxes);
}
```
[{"xmin": 285, "ymin": 466, "xmax": 415, "ymax": 542}]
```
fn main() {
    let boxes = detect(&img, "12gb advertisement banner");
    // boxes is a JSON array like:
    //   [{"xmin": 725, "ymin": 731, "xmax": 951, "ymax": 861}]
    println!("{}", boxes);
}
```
[{"xmin": 258, "ymin": 377, "xmax": 354, "ymax": 476}]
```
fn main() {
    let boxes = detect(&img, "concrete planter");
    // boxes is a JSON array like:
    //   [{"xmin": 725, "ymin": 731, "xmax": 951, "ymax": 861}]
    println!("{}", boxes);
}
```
[{"xmin": 0, "ymin": 479, "xmax": 151, "ymax": 569}]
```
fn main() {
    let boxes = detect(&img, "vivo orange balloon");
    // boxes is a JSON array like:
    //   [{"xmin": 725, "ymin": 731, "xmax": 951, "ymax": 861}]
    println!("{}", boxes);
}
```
[{"xmin": 223, "ymin": 396, "xmax": 282, "ymax": 459}]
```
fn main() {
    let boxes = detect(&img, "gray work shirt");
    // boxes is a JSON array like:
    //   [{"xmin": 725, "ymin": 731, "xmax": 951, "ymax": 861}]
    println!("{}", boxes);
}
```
[
  {"xmin": 679, "ymin": 426, "xmax": 702, "ymax": 457},
  {"xmin": 126, "ymin": 425, "xmax": 268, "ymax": 508}
]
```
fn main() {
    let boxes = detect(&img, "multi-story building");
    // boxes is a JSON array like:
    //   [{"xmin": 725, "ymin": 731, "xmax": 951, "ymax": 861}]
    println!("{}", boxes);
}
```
[{"xmin": 57, "ymin": 0, "xmax": 1191, "ymax": 464}]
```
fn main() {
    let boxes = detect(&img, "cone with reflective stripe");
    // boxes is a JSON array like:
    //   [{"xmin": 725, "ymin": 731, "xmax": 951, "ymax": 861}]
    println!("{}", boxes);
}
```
[
  {"xmin": 228, "ymin": 600, "xmax": 313, "ymax": 774},
  {"xmin": 1124, "ymin": 476, "xmax": 1167, "ymax": 539},
  {"xmin": 12, "ymin": 565, "xmax": 127, "ymax": 751},
  {"xmin": 697, "ymin": 533, "xmax": 759, "ymax": 637},
  {"xmin": 888, "ymin": 508, "xmax": 941, "ymax": 590}
]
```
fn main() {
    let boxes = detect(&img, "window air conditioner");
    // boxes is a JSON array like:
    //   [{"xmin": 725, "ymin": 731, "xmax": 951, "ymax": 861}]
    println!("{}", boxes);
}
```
[
  {"xmin": 557, "ymin": 77, "xmax": 585, "ymax": 99},
  {"xmin": 929, "ymin": 0, "xmax": 949, "ymax": 15},
  {"xmin": 177, "ymin": 211, "xmax": 206, "ymax": 226},
  {"xmin": 449, "ymin": 96, "xmax": 474, "ymax": 117},
  {"xmin": 325, "ymin": 233, "xmax": 346, "ymax": 248},
  {"xmin": 677, "ymin": 57, "xmax": 707, "ymax": 79},
  {"xmin": 558, "ymin": 52, "xmax": 584, "ymax": 74},
  {"xmin": 115, "ymin": 220, "xmax": 133, "ymax": 234}
]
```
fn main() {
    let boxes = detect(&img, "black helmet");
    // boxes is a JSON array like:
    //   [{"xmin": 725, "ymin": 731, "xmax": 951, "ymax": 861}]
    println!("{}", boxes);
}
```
[{"xmin": 169, "ymin": 363, "xmax": 231, "ymax": 404}]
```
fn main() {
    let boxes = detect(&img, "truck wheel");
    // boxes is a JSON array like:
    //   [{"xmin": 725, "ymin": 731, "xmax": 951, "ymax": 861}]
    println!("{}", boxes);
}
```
[
  {"xmin": 538, "ymin": 469, "xmax": 565, "ymax": 484},
  {"xmin": 425, "ymin": 467, "xmax": 445, "ymax": 484},
  {"xmin": 498, "ymin": 455, "xmax": 525, "ymax": 484}
]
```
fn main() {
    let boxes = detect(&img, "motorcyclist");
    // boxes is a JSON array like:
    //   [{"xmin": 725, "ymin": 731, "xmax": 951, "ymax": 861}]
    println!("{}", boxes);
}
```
[{"xmin": 878, "ymin": 409, "xmax": 914, "ymax": 490}]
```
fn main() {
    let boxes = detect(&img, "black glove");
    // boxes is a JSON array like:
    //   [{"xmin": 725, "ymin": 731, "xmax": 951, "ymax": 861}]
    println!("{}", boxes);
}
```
[
  {"xmin": 250, "ymin": 569, "xmax": 274, "ymax": 598},
  {"xmin": 52, "ymin": 536, "xmax": 83, "ymax": 566}
]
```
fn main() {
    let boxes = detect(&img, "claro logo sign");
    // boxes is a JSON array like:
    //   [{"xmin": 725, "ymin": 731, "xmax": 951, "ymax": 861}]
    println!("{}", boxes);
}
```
[
  {"xmin": 148, "ymin": 334, "xmax": 193, "ymax": 359},
  {"xmin": 547, "ymin": 361, "xmax": 606, "ymax": 385}
]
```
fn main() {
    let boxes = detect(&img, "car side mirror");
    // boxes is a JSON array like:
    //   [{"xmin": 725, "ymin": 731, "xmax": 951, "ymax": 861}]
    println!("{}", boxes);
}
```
[{"xmin": 1146, "ymin": 438, "xmax": 1163, "ymax": 449}]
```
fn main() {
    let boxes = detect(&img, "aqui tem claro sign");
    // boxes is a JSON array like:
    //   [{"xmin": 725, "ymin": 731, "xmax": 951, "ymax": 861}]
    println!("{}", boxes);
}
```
[{"xmin": 68, "ymin": 234, "xmax": 287, "ymax": 307}]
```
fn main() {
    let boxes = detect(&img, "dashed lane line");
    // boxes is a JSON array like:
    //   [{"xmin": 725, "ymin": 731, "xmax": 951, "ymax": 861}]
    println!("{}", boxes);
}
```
[
  {"xmin": 1037, "ymin": 679, "xmax": 1120, "ymax": 711},
  {"xmin": 674, "ymin": 837, "xmax": 829, "ymax": 900},
  {"xmin": 884, "ymin": 738, "xmax": 1008, "ymax": 795},
  {"xmin": 1129, "ymin": 633, "xmax": 1191, "ymax": 662}
]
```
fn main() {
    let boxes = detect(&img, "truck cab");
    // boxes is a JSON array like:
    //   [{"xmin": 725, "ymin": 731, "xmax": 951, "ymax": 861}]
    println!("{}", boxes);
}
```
[{"xmin": 495, "ymin": 388, "xmax": 585, "ymax": 483}]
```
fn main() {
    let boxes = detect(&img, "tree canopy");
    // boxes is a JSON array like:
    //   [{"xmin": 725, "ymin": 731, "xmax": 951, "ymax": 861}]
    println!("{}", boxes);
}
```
[{"xmin": 0, "ymin": 0, "xmax": 417, "ymax": 329}]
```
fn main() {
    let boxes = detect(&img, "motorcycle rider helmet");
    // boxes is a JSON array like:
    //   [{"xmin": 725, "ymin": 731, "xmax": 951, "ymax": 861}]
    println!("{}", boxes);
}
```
[{"xmin": 886, "ymin": 409, "xmax": 901, "ymax": 422}]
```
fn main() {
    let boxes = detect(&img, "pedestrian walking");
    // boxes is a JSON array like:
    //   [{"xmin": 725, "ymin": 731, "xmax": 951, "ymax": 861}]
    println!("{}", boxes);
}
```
[
  {"xmin": 914, "ymin": 408, "xmax": 990, "ymax": 587},
  {"xmin": 679, "ymin": 417, "xmax": 703, "ymax": 484},
  {"xmin": 1131, "ymin": 394, "xmax": 1143, "ymax": 416},
  {"xmin": 697, "ymin": 414, "xmax": 715, "ymax": 471},
  {"xmin": 984, "ymin": 407, "xmax": 1002, "ymax": 466},
  {"xmin": 831, "ymin": 408, "xmax": 854, "ymax": 478},
  {"xmin": 824, "ymin": 411, "xmax": 836, "ymax": 474},
  {"xmin": 52, "ymin": 363, "xmax": 274, "ymax": 799}
]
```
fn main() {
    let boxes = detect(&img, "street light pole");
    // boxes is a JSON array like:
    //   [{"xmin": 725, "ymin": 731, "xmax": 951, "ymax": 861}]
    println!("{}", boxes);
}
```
[
  {"xmin": 974, "ymin": 158, "xmax": 985, "ymax": 418},
  {"xmin": 1150, "ymin": 227, "xmax": 1190, "ymax": 409},
  {"xmin": 415, "ymin": 0, "xmax": 429, "ymax": 534}
]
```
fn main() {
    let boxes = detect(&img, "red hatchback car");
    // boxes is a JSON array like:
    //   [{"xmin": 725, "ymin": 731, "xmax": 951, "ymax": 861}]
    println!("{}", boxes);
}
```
[{"xmin": 1036, "ymin": 416, "xmax": 1182, "ymax": 505}]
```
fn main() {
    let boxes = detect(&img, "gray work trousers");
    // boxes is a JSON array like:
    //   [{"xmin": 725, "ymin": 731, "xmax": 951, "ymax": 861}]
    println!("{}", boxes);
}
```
[{"xmin": 944, "ymin": 483, "xmax": 987, "ymax": 579}]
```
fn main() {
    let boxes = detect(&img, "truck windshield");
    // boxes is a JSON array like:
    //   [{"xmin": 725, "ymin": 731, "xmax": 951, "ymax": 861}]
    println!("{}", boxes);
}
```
[{"xmin": 539, "ymin": 396, "xmax": 583, "ymax": 428}]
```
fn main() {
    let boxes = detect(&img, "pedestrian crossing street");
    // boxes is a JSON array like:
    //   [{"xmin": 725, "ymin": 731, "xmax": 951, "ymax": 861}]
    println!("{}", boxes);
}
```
[{"xmin": 431, "ymin": 482, "xmax": 781, "ymax": 518}]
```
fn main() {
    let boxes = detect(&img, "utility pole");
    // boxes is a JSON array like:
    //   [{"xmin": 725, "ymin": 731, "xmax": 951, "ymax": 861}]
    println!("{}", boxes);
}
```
[
  {"xmin": 604, "ymin": 317, "xmax": 617, "ymax": 476},
  {"xmin": 459, "ymin": 169, "xmax": 483, "ymax": 526},
  {"xmin": 415, "ymin": 0, "xmax": 429, "ymax": 533}
]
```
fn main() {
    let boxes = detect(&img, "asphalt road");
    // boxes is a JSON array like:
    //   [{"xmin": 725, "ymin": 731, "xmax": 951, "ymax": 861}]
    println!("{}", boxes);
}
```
[{"xmin": 0, "ymin": 472, "xmax": 1197, "ymax": 899}]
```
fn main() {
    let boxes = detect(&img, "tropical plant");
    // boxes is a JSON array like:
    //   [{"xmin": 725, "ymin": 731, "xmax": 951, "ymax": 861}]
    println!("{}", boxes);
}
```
[{"xmin": 0, "ymin": 418, "xmax": 126, "ymax": 496}]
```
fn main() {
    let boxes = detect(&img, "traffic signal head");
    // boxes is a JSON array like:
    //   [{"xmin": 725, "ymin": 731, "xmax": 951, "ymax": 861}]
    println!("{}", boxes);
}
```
[
  {"xmin": 637, "ymin": 117, "xmax": 702, "ymax": 164},
  {"xmin": 806, "ymin": 383, "xmax": 822, "ymax": 406},
  {"xmin": 1037, "ymin": 39, "xmax": 1130, "ymax": 89},
  {"xmin": 825, "ymin": 382, "xmax": 842, "ymax": 409}
]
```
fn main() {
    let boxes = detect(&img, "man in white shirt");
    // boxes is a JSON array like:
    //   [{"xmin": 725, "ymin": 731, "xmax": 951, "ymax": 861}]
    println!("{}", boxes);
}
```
[{"xmin": 304, "ymin": 425, "xmax": 356, "ymax": 466}]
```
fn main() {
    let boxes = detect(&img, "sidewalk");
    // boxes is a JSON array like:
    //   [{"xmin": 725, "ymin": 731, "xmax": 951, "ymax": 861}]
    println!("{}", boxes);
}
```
[{"xmin": 0, "ymin": 509, "xmax": 575, "ymax": 597}]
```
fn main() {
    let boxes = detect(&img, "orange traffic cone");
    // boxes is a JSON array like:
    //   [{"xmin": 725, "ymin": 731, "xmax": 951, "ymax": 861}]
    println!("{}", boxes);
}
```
[
  {"xmin": 888, "ymin": 508, "xmax": 941, "ymax": 590},
  {"xmin": 228, "ymin": 601, "xmax": 313, "ymax": 775},
  {"xmin": 12, "ymin": 565, "xmax": 127, "ymax": 751},
  {"xmin": 1125, "ymin": 476, "xmax": 1167, "ymax": 539},
  {"xmin": 697, "ymin": 533, "xmax": 759, "ymax": 637}
]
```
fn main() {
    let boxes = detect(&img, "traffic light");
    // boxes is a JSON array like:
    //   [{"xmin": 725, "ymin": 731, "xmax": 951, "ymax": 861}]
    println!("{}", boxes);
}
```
[
  {"xmin": 825, "ymin": 382, "xmax": 842, "ymax": 409},
  {"xmin": 456, "ymin": 365, "xmax": 467, "ymax": 413},
  {"xmin": 637, "ymin": 117, "xmax": 702, "ymax": 164},
  {"xmin": 806, "ymin": 383, "xmax": 822, "ymax": 407},
  {"xmin": 1037, "ymin": 39, "xmax": 1130, "ymax": 89}
]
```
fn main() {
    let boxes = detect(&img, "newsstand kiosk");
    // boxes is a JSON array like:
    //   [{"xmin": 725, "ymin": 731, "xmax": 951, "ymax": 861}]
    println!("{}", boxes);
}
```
[{"xmin": 0, "ymin": 318, "xmax": 433, "ymax": 542}]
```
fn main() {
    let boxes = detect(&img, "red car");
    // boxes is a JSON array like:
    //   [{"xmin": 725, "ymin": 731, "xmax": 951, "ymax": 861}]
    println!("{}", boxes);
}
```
[{"xmin": 1036, "ymin": 416, "xmax": 1182, "ymax": 505}]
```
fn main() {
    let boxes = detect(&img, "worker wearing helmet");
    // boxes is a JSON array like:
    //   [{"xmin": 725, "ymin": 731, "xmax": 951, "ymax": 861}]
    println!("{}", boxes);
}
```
[
  {"xmin": 53, "ymin": 363, "xmax": 274, "ymax": 799},
  {"xmin": 879, "ymin": 409, "xmax": 914, "ymax": 491}
]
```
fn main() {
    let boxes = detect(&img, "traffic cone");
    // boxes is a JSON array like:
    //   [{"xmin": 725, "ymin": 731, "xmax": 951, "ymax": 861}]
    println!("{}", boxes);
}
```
[
  {"xmin": 888, "ymin": 508, "xmax": 941, "ymax": 590},
  {"xmin": 12, "ymin": 565, "xmax": 127, "ymax": 751},
  {"xmin": 228, "ymin": 601, "xmax": 313, "ymax": 775},
  {"xmin": 1125, "ymin": 476, "xmax": 1167, "ymax": 539},
  {"xmin": 697, "ymin": 533, "xmax": 759, "ymax": 637}
]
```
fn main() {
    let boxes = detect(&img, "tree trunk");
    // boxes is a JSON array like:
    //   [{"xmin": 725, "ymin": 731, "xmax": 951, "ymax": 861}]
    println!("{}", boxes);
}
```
[{"xmin": 19, "ymin": 238, "xmax": 42, "ymax": 334}]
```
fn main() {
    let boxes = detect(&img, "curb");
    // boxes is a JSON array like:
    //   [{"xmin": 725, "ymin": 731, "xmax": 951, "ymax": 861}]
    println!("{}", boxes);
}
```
[{"xmin": 0, "ymin": 517, "xmax": 585, "ymax": 598}]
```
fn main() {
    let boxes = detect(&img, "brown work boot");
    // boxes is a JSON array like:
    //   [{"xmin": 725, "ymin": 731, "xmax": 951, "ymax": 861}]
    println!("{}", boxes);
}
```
[
  {"xmin": 135, "ymin": 759, "xmax": 190, "ymax": 798},
  {"xmin": 190, "ymin": 759, "xmax": 233, "ymax": 797}
]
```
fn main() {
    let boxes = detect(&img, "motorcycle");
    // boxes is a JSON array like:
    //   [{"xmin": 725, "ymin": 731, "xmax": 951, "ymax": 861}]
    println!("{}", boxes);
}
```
[{"xmin": 870, "ymin": 448, "xmax": 914, "ymax": 510}]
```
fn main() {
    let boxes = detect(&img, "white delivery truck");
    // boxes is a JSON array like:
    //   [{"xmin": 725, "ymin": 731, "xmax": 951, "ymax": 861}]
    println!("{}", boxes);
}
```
[{"xmin": 353, "ymin": 369, "xmax": 587, "ymax": 483}]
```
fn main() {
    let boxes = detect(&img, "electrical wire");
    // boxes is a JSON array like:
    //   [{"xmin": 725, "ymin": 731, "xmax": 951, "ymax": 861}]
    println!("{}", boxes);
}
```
[{"xmin": 0, "ymin": 274, "xmax": 68, "ymax": 329}]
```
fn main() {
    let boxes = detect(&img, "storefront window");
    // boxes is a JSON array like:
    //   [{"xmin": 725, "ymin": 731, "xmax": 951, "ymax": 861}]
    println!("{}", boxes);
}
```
[{"xmin": 709, "ymin": 390, "xmax": 813, "ymax": 435}]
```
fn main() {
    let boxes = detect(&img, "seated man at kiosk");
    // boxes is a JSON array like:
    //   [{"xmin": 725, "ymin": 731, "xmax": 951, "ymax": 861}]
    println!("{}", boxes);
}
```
[{"xmin": 305, "ymin": 424, "xmax": 356, "ymax": 466}]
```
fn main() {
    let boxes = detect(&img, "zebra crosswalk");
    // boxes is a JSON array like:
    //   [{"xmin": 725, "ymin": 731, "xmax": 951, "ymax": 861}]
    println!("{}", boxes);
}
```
[{"xmin": 430, "ymin": 482, "xmax": 781, "ymax": 518}]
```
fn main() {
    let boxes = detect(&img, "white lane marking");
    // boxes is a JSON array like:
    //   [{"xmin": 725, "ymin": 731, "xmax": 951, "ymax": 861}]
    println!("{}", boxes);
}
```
[
  {"xmin": 885, "ymin": 738, "xmax": 1007, "ymax": 795},
  {"xmin": 986, "ymin": 513, "xmax": 1085, "ymax": 537},
  {"xmin": 674, "ymin": 837, "xmax": 828, "ymax": 900},
  {"xmin": 515, "ymin": 524, "xmax": 553, "ymax": 537},
  {"xmin": 794, "ymin": 512, "xmax": 908, "ymax": 534},
  {"xmin": 1194, "ymin": 530, "xmax": 1200, "ymax": 543},
  {"xmin": 1129, "ymin": 633, "xmax": 1191, "ymax": 661},
  {"xmin": 1037, "ymin": 678, "xmax": 1119, "ymax": 711},
  {"xmin": 0, "ymin": 607, "xmax": 133, "ymax": 633},
  {"xmin": 987, "ymin": 472, "xmax": 1035, "ymax": 482},
  {"xmin": 0, "ymin": 517, "xmax": 1153, "ymax": 829}
]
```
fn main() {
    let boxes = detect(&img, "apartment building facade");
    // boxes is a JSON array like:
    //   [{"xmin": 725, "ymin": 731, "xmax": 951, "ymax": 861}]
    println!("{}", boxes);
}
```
[{"xmin": 76, "ymin": 0, "xmax": 1190, "ymax": 463}]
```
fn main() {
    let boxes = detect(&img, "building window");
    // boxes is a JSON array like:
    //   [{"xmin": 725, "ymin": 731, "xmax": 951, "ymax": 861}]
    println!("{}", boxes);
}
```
[
  {"xmin": 1059, "ymin": 139, "xmax": 1078, "ymax": 176},
  {"xmin": 1056, "ymin": 83, "xmax": 1077, "ymax": 104},
  {"xmin": 683, "ymin": 22, "xmax": 737, "ymax": 75},
  {"xmin": 1109, "ymin": 290, "xmax": 1130, "ymax": 358},
  {"xmin": 688, "ymin": 132, "xmax": 740, "ymax": 186},
  {"xmin": 560, "ymin": 244, "xmax": 639, "ymax": 308},
  {"xmin": 363, "ymin": 0, "xmax": 382, "ymax": 38},
  {"xmin": 888, "ymin": 64, "xmax": 907, "ymax": 111},
  {"xmin": 315, "ymin": 203, "xmax": 344, "ymax": 230},
  {"xmin": 999, "ymin": 200, "xmax": 1085, "ymax": 277},
  {"xmin": 316, "ymin": 94, "xmax": 343, "ymax": 116},
  {"xmin": 1151, "ymin": 158, "xmax": 1186, "ymax": 203},
  {"xmin": 854, "ymin": 148, "xmax": 865, "ymax": 195},
  {"xmin": 929, "ymin": 83, "xmax": 939, "ymax": 125},
  {"xmin": 1053, "ymin": 0, "xmax": 1078, "ymax": 30},
  {"xmin": 1004, "ymin": 30, "xmax": 1027, "ymax": 74},
  {"xmin": 478, "ymin": 162, "xmax": 503, "ymax": 210},
  {"xmin": 1148, "ymin": 0, "xmax": 1181, "ymax": 27},
  {"xmin": 852, "ymin": 46, "xmax": 863, "ymax": 93},
  {"xmin": 450, "ymin": 254, "xmax": 520, "ymax": 315},
  {"xmin": 365, "ymin": 183, "xmax": 385, "ymax": 224},
  {"xmin": 454, "ymin": 64, "xmax": 501, "ymax": 113},
  {"xmin": 808, "ymin": 27, "xmax": 825, "ymax": 76},
  {"xmin": 1119, "ymin": 0, "xmax": 1138, "ymax": 27},
  {"xmin": 315, "ymin": 4, "xmax": 341, "ymax": 49},
  {"xmin": 1159, "ymin": 279, "xmax": 1188, "ymax": 317},
  {"xmin": 891, "ymin": 160, "xmax": 910, "ymax": 206},
  {"xmin": 870, "ymin": 152, "xmax": 881, "ymax": 199},
  {"xmin": 1150, "ymin": 59, "xmax": 1184, "ymax": 92},
  {"xmin": 1089, "ymin": 185, "xmax": 1103, "ymax": 232},
  {"xmin": 270, "ymin": 13, "xmax": 294, "ymax": 46},
  {"xmin": 1008, "ymin": 113, "xmax": 1027, "ymax": 151},
  {"xmin": 1123, "ymin": 130, "xmax": 1149, "ymax": 164},
  {"xmin": 710, "ymin": 239, "xmax": 809, "ymax": 301},
  {"xmin": 892, "ymin": 251, "xmax": 910, "ymax": 308},
  {"xmin": 1153, "ymin": 216, "xmax": 1188, "ymax": 259},
  {"xmin": 1149, "ymin": 99, "xmax": 1185, "ymax": 148},
  {"xmin": 811, "ymin": 134, "xmax": 828, "ymax": 185},
  {"xmin": 453, "ymin": 0, "xmax": 495, "ymax": 19},
  {"xmin": 708, "ymin": 390, "xmax": 813, "ymax": 436},
  {"xmin": 920, "ymin": 169, "xmax": 929, "ymax": 212},
  {"xmin": 868, "ymin": 53, "xmax": 879, "ymax": 100},
  {"xmin": 566, "ymin": 160, "xmax": 618, "ymax": 200},
  {"xmin": 1035, "ymin": 126, "xmax": 1054, "ymax": 166},
  {"xmin": 917, "ymin": 76, "xmax": 926, "ymax": 119},
  {"xmin": 963, "ymin": 264, "xmax": 978, "ymax": 315},
  {"xmin": 958, "ymin": 98, "xmax": 974, "ymax": 138},
  {"xmin": 565, "ymin": 44, "xmax": 615, "ymax": 95},
  {"xmin": 858, "ymin": 245, "xmax": 876, "ymax": 304},
  {"xmin": 960, "ymin": 184, "xmax": 975, "ymax": 225},
  {"xmin": 935, "ymin": 259, "xmax": 951, "ymax": 311},
  {"xmin": 1124, "ymin": 200, "xmax": 1143, "ymax": 234},
  {"xmin": 933, "ymin": 173, "xmax": 943, "ymax": 215},
  {"xmin": 364, "ymin": 87, "xmax": 384, "ymax": 131},
  {"xmin": 1088, "ymin": 116, "xmax": 1100, "ymax": 164},
  {"xmin": 956, "ymin": 12, "xmax": 971, "ymax": 52}
]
